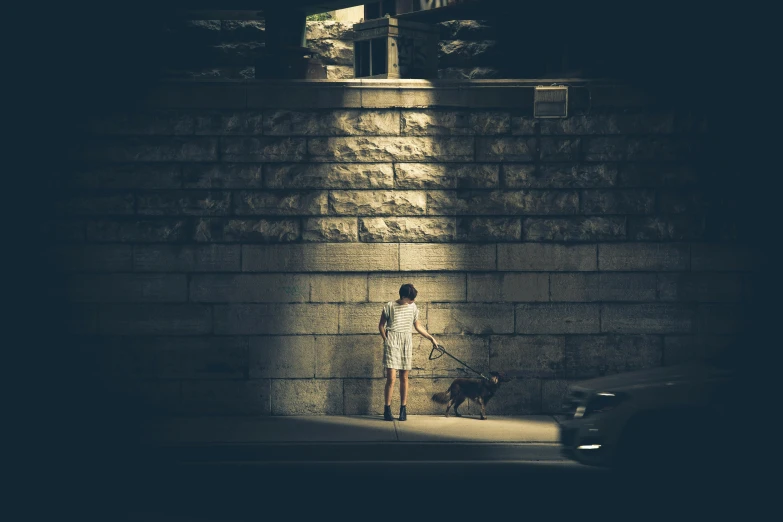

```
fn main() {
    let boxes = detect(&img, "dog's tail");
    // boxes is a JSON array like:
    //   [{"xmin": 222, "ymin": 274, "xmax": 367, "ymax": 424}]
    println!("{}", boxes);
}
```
[{"xmin": 431, "ymin": 391, "xmax": 450, "ymax": 404}]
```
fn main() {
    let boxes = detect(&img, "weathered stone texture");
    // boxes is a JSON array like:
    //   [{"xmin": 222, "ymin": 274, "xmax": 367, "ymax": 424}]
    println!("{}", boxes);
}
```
[
  {"xmin": 194, "ymin": 218, "xmax": 299, "ymax": 242},
  {"xmin": 330, "ymin": 190, "xmax": 426, "ymax": 216},
  {"xmin": 307, "ymin": 39, "xmax": 353, "ymax": 65},
  {"xmin": 602, "ymin": 303, "xmax": 694, "ymax": 333},
  {"xmin": 234, "ymin": 190, "xmax": 328, "ymax": 215},
  {"xmin": 457, "ymin": 217, "xmax": 521, "ymax": 241},
  {"xmin": 540, "ymin": 113, "xmax": 675, "ymax": 135},
  {"xmin": 394, "ymin": 163, "xmax": 499, "ymax": 189},
  {"xmin": 266, "ymin": 163, "xmax": 394, "ymax": 189},
  {"xmin": 498, "ymin": 244, "xmax": 597, "ymax": 271},
  {"xmin": 505, "ymin": 164, "xmax": 617, "ymax": 189},
  {"xmin": 400, "ymin": 111, "xmax": 509, "ymax": 135},
  {"xmin": 308, "ymin": 137, "xmax": 475, "ymax": 162},
  {"xmin": 467, "ymin": 273, "xmax": 549, "ymax": 302},
  {"xmin": 581, "ymin": 190, "xmax": 655, "ymax": 215},
  {"xmin": 137, "ymin": 191, "xmax": 231, "ymax": 215},
  {"xmin": 368, "ymin": 273, "xmax": 466, "ymax": 303},
  {"xmin": 599, "ymin": 243, "xmax": 689, "ymax": 271},
  {"xmin": 628, "ymin": 216, "xmax": 705, "ymax": 241},
  {"xmin": 263, "ymin": 110, "xmax": 399, "ymax": 136},
  {"xmin": 213, "ymin": 304, "xmax": 339, "ymax": 335},
  {"xmin": 400, "ymin": 244, "xmax": 495, "ymax": 271},
  {"xmin": 183, "ymin": 164, "xmax": 263, "ymax": 189},
  {"xmin": 428, "ymin": 304, "xmax": 514, "ymax": 334},
  {"xmin": 539, "ymin": 138, "xmax": 580, "ymax": 161},
  {"xmin": 565, "ymin": 335, "xmax": 663, "ymax": 378},
  {"xmin": 249, "ymin": 336, "xmax": 315, "ymax": 378},
  {"xmin": 315, "ymin": 335, "xmax": 383, "ymax": 378},
  {"xmin": 133, "ymin": 245, "xmax": 240, "ymax": 272},
  {"xmin": 305, "ymin": 20, "xmax": 355, "ymax": 41},
  {"xmin": 515, "ymin": 304, "xmax": 600, "ymax": 334},
  {"xmin": 190, "ymin": 274, "xmax": 310, "ymax": 303},
  {"xmin": 489, "ymin": 335, "xmax": 565, "ymax": 378},
  {"xmin": 194, "ymin": 111, "xmax": 263, "ymax": 135},
  {"xmin": 551, "ymin": 273, "xmax": 657, "ymax": 302},
  {"xmin": 243, "ymin": 244, "xmax": 399, "ymax": 272},
  {"xmin": 87, "ymin": 219, "xmax": 189, "ymax": 242},
  {"xmin": 359, "ymin": 217, "xmax": 456, "ymax": 242},
  {"xmin": 221, "ymin": 137, "xmax": 307, "ymax": 162},
  {"xmin": 311, "ymin": 274, "xmax": 368, "ymax": 303},
  {"xmin": 271, "ymin": 379, "xmax": 344, "ymax": 415},
  {"xmin": 476, "ymin": 137, "xmax": 536, "ymax": 161},
  {"xmin": 412, "ymin": 335, "xmax": 489, "ymax": 378},
  {"xmin": 303, "ymin": 217, "xmax": 358, "ymax": 242},
  {"xmin": 524, "ymin": 217, "xmax": 626, "ymax": 241},
  {"xmin": 427, "ymin": 190, "xmax": 578, "ymax": 216}
]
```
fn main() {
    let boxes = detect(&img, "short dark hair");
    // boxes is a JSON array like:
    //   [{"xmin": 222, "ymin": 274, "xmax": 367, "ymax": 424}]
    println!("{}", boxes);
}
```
[{"xmin": 399, "ymin": 283, "xmax": 417, "ymax": 300}]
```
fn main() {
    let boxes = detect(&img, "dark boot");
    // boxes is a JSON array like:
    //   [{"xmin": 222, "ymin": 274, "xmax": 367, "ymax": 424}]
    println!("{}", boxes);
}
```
[
  {"xmin": 383, "ymin": 405, "xmax": 394, "ymax": 421},
  {"xmin": 399, "ymin": 405, "xmax": 407, "ymax": 421}
]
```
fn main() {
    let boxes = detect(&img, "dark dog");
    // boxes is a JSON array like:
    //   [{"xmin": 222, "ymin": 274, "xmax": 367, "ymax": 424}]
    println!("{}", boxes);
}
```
[{"xmin": 431, "ymin": 371, "xmax": 511, "ymax": 420}]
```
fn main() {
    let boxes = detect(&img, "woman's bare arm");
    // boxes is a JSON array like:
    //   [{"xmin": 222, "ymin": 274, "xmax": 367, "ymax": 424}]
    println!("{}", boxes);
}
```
[
  {"xmin": 414, "ymin": 320, "xmax": 437, "ymax": 345},
  {"xmin": 379, "ymin": 312, "xmax": 388, "ymax": 342}
]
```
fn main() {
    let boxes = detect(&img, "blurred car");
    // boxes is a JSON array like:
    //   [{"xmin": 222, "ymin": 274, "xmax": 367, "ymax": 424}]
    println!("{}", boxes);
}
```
[{"xmin": 558, "ymin": 360, "xmax": 738, "ymax": 474}]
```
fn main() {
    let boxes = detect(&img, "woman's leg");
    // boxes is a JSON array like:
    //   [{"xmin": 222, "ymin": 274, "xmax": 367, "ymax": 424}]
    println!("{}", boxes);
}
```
[
  {"xmin": 384, "ymin": 368, "xmax": 396, "ymax": 406},
  {"xmin": 399, "ymin": 370, "xmax": 409, "ymax": 406}
]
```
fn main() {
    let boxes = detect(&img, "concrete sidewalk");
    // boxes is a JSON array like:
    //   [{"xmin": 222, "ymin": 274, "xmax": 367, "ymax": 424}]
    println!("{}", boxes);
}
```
[{"xmin": 139, "ymin": 415, "xmax": 562, "ymax": 445}]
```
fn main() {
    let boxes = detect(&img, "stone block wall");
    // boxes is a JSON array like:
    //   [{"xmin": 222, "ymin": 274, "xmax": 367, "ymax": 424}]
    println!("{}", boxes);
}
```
[{"xmin": 52, "ymin": 80, "xmax": 758, "ymax": 417}]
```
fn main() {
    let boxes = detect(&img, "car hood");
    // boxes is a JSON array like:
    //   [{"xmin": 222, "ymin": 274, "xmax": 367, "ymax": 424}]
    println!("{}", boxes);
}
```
[{"xmin": 569, "ymin": 363, "xmax": 730, "ymax": 393}]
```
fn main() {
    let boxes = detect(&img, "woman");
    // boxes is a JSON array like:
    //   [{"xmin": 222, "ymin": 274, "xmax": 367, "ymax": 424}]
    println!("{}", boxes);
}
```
[{"xmin": 378, "ymin": 283, "xmax": 439, "ymax": 421}]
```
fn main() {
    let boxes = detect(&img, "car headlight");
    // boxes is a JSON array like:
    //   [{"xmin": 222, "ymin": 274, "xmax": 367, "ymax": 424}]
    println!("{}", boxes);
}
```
[{"xmin": 583, "ymin": 392, "xmax": 627, "ymax": 416}]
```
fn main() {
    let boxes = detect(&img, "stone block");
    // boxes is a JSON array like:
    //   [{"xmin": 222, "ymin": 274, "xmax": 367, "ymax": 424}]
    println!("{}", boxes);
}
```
[
  {"xmin": 542, "ymin": 380, "xmax": 570, "ymax": 414},
  {"xmin": 691, "ymin": 244, "xmax": 760, "ymax": 272},
  {"xmin": 271, "ymin": 379, "xmax": 344, "ymax": 415},
  {"xmin": 551, "ymin": 273, "xmax": 657, "ymax": 302},
  {"xmin": 400, "ymin": 244, "xmax": 495, "ymax": 271},
  {"xmin": 194, "ymin": 218, "xmax": 299, "ymax": 243},
  {"xmin": 263, "ymin": 110, "xmax": 400, "ymax": 136},
  {"xmin": 498, "ymin": 243, "xmax": 597, "ymax": 271},
  {"xmin": 181, "ymin": 380, "xmax": 270, "ymax": 415},
  {"xmin": 214, "ymin": 304, "xmax": 339, "ymax": 334},
  {"xmin": 523, "ymin": 217, "xmax": 626, "ymax": 241},
  {"xmin": 315, "ymin": 334, "xmax": 384, "ymax": 378},
  {"xmin": 484, "ymin": 378, "xmax": 542, "ymax": 415},
  {"xmin": 505, "ymin": 163, "xmax": 617, "ymax": 189},
  {"xmin": 582, "ymin": 137, "xmax": 626, "ymax": 161},
  {"xmin": 628, "ymin": 216, "xmax": 705, "ymax": 241},
  {"xmin": 565, "ymin": 334, "xmax": 663, "ymax": 379},
  {"xmin": 243, "ymin": 244, "xmax": 398, "ymax": 272},
  {"xmin": 266, "ymin": 163, "xmax": 394, "ymax": 189},
  {"xmin": 86, "ymin": 219, "xmax": 188, "ymax": 242},
  {"xmin": 476, "ymin": 137, "xmax": 536, "ymax": 161},
  {"xmin": 311, "ymin": 274, "xmax": 368, "ymax": 303},
  {"xmin": 307, "ymin": 39, "xmax": 354, "ymax": 65},
  {"xmin": 539, "ymin": 138, "xmax": 580, "ymax": 161},
  {"xmin": 133, "ymin": 245, "xmax": 241, "ymax": 272},
  {"xmin": 428, "ymin": 303, "xmax": 514, "ymax": 334},
  {"xmin": 359, "ymin": 217, "xmax": 456, "ymax": 242},
  {"xmin": 395, "ymin": 163, "xmax": 499, "ymax": 189},
  {"xmin": 339, "ymin": 303, "xmax": 425, "ymax": 334},
  {"xmin": 438, "ymin": 20, "xmax": 497, "ymax": 40},
  {"xmin": 249, "ymin": 336, "xmax": 316, "ymax": 378},
  {"xmin": 182, "ymin": 164, "xmax": 263, "ymax": 189},
  {"xmin": 467, "ymin": 273, "xmax": 549, "ymax": 302},
  {"xmin": 343, "ymin": 379, "xmax": 387, "ymax": 415},
  {"xmin": 400, "ymin": 111, "xmax": 509, "ymax": 135},
  {"xmin": 306, "ymin": 20, "xmax": 355, "ymax": 40},
  {"xmin": 618, "ymin": 164, "xmax": 698, "ymax": 187},
  {"xmin": 67, "ymin": 274, "xmax": 187, "ymax": 303},
  {"xmin": 489, "ymin": 335, "xmax": 565, "ymax": 378},
  {"xmin": 330, "ymin": 190, "xmax": 426, "ymax": 216},
  {"xmin": 626, "ymin": 137, "xmax": 686, "ymax": 161},
  {"xmin": 550, "ymin": 273, "xmax": 599, "ymax": 302},
  {"xmin": 72, "ymin": 165, "xmax": 183, "ymax": 190},
  {"xmin": 438, "ymin": 40, "xmax": 499, "ymax": 68},
  {"xmin": 97, "ymin": 304, "xmax": 212, "ymax": 335},
  {"xmin": 85, "ymin": 137, "xmax": 218, "ymax": 162},
  {"xmin": 581, "ymin": 190, "xmax": 655, "ymax": 215},
  {"xmin": 601, "ymin": 303, "xmax": 694, "ymax": 333},
  {"xmin": 194, "ymin": 111, "xmax": 263, "ymax": 135},
  {"xmin": 190, "ymin": 274, "xmax": 310, "ymax": 303},
  {"xmin": 303, "ymin": 218, "xmax": 359, "ymax": 242},
  {"xmin": 540, "ymin": 113, "xmax": 675, "ymax": 135},
  {"xmin": 599, "ymin": 243, "xmax": 689, "ymax": 271},
  {"xmin": 457, "ymin": 217, "xmax": 521, "ymax": 241},
  {"xmin": 412, "ymin": 335, "xmax": 489, "ymax": 379},
  {"xmin": 326, "ymin": 65, "xmax": 354, "ymax": 79},
  {"xmin": 427, "ymin": 190, "xmax": 578, "ymax": 216},
  {"xmin": 53, "ymin": 245, "xmax": 133, "ymax": 272},
  {"xmin": 516, "ymin": 304, "xmax": 600, "ymax": 334},
  {"xmin": 511, "ymin": 116, "xmax": 537, "ymax": 136},
  {"xmin": 247, "ymin": 83, "xmax": 361, "ymax": 109},
  {"xmin": 137, "ymin": 191, "xmax": 231, "ymax": 216},
  {"xmin": 470, "ymin": 111, "xmax": 511, "ymax": 135},
  {"xmin": 59, "ymin": 193, "xmax": 135, "ymax": 216},
  {"xmin": 220, "ymin": 137, "xmax": 307, "ymax": 162},
  {"xmin": 234, "ymin": 190, "xmax": 328, "ymax": 215},
  {"xmin": 308, "ymin": 137, "xmax": 475, "ymax": 162},
  {"xmin": 368, "ymin": 273, "xmax": 466, "ymax": 303},
  {"xmin": 658, "ymin": 273, "xmax": 744, "ymax": 302}
]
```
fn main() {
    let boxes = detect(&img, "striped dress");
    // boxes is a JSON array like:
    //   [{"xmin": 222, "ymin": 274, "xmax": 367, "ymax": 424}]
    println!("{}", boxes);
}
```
[{"xmin": 382, "ymin": 301, "xmax": 419, "ymax": 370}]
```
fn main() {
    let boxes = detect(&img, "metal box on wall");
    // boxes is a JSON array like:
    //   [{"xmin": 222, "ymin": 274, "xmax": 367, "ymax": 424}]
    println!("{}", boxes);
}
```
[{"xmin": 353, "ymin": 17, "xmax": 439, "ymax": 79}]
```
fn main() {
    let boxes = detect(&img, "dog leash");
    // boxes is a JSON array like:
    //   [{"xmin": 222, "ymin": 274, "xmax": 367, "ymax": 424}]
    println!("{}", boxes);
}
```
[{"xmin": 428, "ymin": 344, "xmax": 490, "ymax": 381}]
